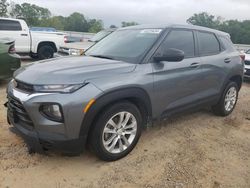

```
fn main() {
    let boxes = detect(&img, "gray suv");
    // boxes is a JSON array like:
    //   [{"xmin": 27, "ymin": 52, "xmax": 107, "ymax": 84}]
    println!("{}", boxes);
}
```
[{"xmin": 6, "ymin": 24, "xmax": 244, "ymax": 161}]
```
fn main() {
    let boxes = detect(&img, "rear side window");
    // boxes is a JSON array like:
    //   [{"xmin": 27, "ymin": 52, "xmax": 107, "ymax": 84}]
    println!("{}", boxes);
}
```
[
  {"xmin": 161, "ymin": 30, "xmax": 195, "ymax": 58},
  {"xmin": 197, "ymin": 31, "xmax": 220, "ymax": 56},
  {"xmin": 219, "ymin": 36, "xmax": 235, "ymax": 52},
  {"xmin": 0, "ymin": 19, "xmax": 22, "ymax": 31}
]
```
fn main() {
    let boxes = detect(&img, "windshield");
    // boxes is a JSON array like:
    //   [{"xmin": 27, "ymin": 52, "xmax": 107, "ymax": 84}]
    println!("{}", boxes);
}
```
[
  {"xmin": 246, "ymin": 49, "xmax": 250, "ymax": 54},
  {"xmin": 85, "ymin": 28, "xmax": 163, "ymax": 63},
  {"xmin": 89, "ymin": 30, "xmax": 112, "ymax": 42}
]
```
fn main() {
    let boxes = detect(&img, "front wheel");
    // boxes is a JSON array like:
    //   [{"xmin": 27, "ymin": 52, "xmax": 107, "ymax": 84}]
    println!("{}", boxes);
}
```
[
  {"xmin": 38, "ymin": 45, "xmax": 54, "ymax": 60},
  {"xmin": 89, "ymin": 101, "xmax": 142, "ymax": 161},
  {"xmin": 212, "ymin": 82, "xmax": 239, "ymax": 116}
]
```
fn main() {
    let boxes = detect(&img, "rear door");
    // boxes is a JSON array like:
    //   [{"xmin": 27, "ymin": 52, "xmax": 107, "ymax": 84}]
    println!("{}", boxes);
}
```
[
  {"xmin": 195, "ymin": 31, "xmax": 227, "ymax": 97},
  {"xmin": 0, "ymin": 19, "xmax": 30, "ymax": 53},
  {"xmin": 152, "ymin": 29, "xmax": 206, "ymax": 116}
]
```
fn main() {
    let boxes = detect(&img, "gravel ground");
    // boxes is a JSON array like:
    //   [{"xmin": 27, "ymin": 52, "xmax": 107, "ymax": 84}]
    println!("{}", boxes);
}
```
[{"xmin": 0, "ymin": 79, "xmax": 249, "ymax": 188}]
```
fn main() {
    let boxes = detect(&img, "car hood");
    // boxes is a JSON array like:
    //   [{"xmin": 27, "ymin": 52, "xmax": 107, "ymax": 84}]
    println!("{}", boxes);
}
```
[{"xmin": 14, "ymin": 56, "xmax": 136, "ymax": 85}]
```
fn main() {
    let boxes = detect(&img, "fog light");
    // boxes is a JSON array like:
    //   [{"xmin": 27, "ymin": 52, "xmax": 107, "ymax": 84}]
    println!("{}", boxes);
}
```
[{"xmin": 40, "ymin": 104, "xmax": 63, "ymax": 122}]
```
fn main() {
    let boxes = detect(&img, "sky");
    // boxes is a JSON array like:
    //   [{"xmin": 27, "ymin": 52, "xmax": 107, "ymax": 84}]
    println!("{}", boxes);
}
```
[{"xmin": 13, "ymin": 0, "xmax": 250, "ymax": 27}]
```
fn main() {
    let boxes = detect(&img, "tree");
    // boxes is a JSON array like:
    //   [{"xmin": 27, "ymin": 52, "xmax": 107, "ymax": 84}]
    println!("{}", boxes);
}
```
[
  {"xmin": 39, "ymin": 16, "xmax": 66, "ymax": 30},
  {"xmin": 0, "ymin": 0, "xmax": 9, "ymax": 17},
  {"xmin": 64, "ymin": 12, "xmax": 88, "ymax": 32},
  {"xmin": 187, "ymin": 12, "xmax": 221, "ymax": 29},
  {"xmin": 187, "ymin": 12, "xmax": 250, "ymax": 44},
  {"xmin": 87, "ymin": 19, "xmax": 103, "ymax": 33},
  {"xmin": 9, "ymin": 3, "xmax": 51, "ymax": 26},
  {"xmin": 121, "ymin": 21, "xmax": 138, "ymax": 27}
]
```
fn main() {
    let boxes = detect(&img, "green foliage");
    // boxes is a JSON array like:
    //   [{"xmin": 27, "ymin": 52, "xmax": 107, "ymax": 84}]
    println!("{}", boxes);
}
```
[
  {"xmin": 88, "ymin": 19, "xmax": 103, "ymax": 33},
  {"xmin": 64, "ymin": 12, "xmax": 88, "ymax": 32},
  {"xmin": 0, "ymin": 0, "xmax": 8, "ymax": 17},
  {"xmin": 187, "ymin": 12, "xmax": 221, "ymax": 29},
  {"xmin": 121, "ymin": 21, "xmax": 138, "ymax": 27},
  {"xmin": 1, "ymin": 1, "xmax": 139, "ymax": 33},
  {"xmin": 39, "ymin": 16, "xmax": 66, "ymax": 30},
  {"xmin": 187, "ymin": 12, "xmax": 250, "ymax": 44},
  {"xmin": 4, "ymin": 1, "xmax": 104, "ymax": 33},
  {"xmin": 9, "ymin": 3, "xmax": 51, "ymax": 26}
]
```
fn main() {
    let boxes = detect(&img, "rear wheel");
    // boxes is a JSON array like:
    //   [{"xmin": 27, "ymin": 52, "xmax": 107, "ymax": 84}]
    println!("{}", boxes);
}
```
[
  {"xmin": 89, "ymin": 101, "xmax": 142, "ymax": 161},
  {"xmin": 38, "ymin": 45, "xmax": 54, "ymax": 60},
  {"xmin": 212, "ymin": 82, "xmax": 238, "ymax": 116}
]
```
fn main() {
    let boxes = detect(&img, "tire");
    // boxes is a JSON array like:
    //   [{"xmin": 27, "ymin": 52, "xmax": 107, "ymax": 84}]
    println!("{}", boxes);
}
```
[
  {"xmin": 37, "ymin": 45, "xmax": 54, "ymax": 60},
  {"xmin": 89, "ymin": 101, "xmax": 142, "ymax": 161},
  {"xmin": 212, "ymin": 82, "xmax": 238, "ymax": 116}
]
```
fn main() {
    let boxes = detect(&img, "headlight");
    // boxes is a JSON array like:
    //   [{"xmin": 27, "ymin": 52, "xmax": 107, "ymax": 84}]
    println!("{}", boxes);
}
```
[
  {"xmin": 69, "ymin": 48, "xmax": 84, "ymax": 56},
  {"xmin": 33, "ymin": 84, "xmax": 86, "ymax": 93},
  {"xmin": 40, "ymin": 103, "xmax": 63, "ymax": 122}
]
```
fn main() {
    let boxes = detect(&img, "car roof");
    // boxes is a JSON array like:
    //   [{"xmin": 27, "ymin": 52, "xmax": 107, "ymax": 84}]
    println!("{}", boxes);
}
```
[
  {"xmin": 119, "ymin": 24, "xmax": 229, "ymax": 37},
  {"xmin": 0, "ymin": 17, "xmax": 23, "ymax": 22}
]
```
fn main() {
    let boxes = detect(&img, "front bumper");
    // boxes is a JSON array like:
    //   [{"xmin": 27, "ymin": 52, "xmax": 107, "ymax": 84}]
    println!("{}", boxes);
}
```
[
  {"xmin": 6, "ymin": 80, "xmax": 102, "ymax": 154},
  {"xmin": 7, "ymin": 111, "xmax": 85, "ymax": 154}
]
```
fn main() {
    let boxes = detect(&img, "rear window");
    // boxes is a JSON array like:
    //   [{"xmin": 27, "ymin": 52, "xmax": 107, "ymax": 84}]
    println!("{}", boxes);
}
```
[
  {"xmin": 220, "ymin": 36, "xmax": 235, "ymax": 52},
  {"xmin": 0, "ymin": 19, "xmax": 22, "ymax": 31},
  {"xmin": 197, "ymin": 31, "xmax": 220, "ymax": 56}
]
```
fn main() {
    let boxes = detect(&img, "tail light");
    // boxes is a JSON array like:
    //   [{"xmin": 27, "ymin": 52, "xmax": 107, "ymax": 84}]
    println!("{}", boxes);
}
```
[
  {"xmin": 240, "ymin": 54, "xmax": 245, "ymax": 62},
  {"xmin": 8, "ymin": 44, "xmax": 16, "ymax": 54},
  {"xmin": 64, "ymin": 36, "xmax": 68, "ymax": 43}
]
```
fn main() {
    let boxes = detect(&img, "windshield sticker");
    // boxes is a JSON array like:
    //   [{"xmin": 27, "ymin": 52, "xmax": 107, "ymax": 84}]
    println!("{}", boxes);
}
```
[{"xmin": 140, "ymin": 29, "xmax": 162, "ymax": 34}]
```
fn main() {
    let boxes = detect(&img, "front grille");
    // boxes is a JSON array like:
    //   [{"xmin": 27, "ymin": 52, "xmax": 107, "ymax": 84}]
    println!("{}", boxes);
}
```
[
  {"xmin": 245, "ymin": 60, "xmax": 250, "ymax": 66},
  {"xmin": 7, "ymin": 94, "xmax": 34, "ymax": 129},
  {"xmin": 16, "ymin": 80, "xmax": 34, "ymax": 93}
]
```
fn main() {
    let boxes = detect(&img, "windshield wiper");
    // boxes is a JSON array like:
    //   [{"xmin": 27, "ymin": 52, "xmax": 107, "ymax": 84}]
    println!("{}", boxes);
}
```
[{"xmin": 89, "ymin": 55, "xmax": 114, "ymax": 60}]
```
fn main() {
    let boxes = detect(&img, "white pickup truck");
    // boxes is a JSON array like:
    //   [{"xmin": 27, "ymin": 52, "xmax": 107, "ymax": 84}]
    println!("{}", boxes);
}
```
[{"xmin": 0, "ymin": 18, "xmax": 65, "ymax": 59}]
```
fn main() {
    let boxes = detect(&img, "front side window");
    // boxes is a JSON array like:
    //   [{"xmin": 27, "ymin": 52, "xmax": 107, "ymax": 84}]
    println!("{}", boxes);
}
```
[
  {"xmin": 85, "ymin": 28, "xmax": 163, "ymax": 63},
  {"xmin": 197, "ymin": 31, "xmax": 220, "ymax": 56},
  {"xmin": 0, "ymin": 19, "xmax": 22, "ymax": 31},
  {"xmin": 159, "ymin": 29, "xmax": 195, "ymax": 58}
]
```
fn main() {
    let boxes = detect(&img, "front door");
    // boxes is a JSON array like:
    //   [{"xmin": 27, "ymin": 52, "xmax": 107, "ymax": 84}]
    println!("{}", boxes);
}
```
[{"xmin": 151, "ymin": 29, "xmax": 205, "ymax": 117}]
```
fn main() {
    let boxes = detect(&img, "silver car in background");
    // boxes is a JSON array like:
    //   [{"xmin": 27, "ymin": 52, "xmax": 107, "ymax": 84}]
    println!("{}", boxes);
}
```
[{"xmin": 59, "ymin": 29, "xmax": 115, "ymax": 56}]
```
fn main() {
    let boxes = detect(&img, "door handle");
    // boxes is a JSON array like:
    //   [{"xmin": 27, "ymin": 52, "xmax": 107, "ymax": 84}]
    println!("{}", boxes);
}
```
[
  {"xmin": 224, "ymin": 58, "xmax": 231, "ymax": 63},
  {"xmin": 21, "ymin": 34, "xmax": 28, "ymax": 36},
  {"xmin": 190, "ymin": 62, "xmax": 200, "ymax": 68}
]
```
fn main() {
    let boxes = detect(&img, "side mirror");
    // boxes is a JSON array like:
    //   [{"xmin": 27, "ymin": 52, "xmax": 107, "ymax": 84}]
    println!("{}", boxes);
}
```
[{"xmin": 154, "ymin": 48, "xmax": 185, "ymax": 62}]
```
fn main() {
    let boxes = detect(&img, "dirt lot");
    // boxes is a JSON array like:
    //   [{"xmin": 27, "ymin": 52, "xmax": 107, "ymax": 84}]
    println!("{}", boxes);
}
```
[{"xmin": 0, "ymin": 81, "xmax": 249, "ymax": 188}]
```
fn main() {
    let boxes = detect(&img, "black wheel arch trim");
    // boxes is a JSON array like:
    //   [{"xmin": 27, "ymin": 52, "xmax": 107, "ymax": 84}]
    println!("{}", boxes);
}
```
[
  {"xmin": 223, "ymin": 73, "xmax": 243, "ymax": 92},
  {"xmin": 79, "ymin": 87, "xmax": 152, "ymax": 145}
]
